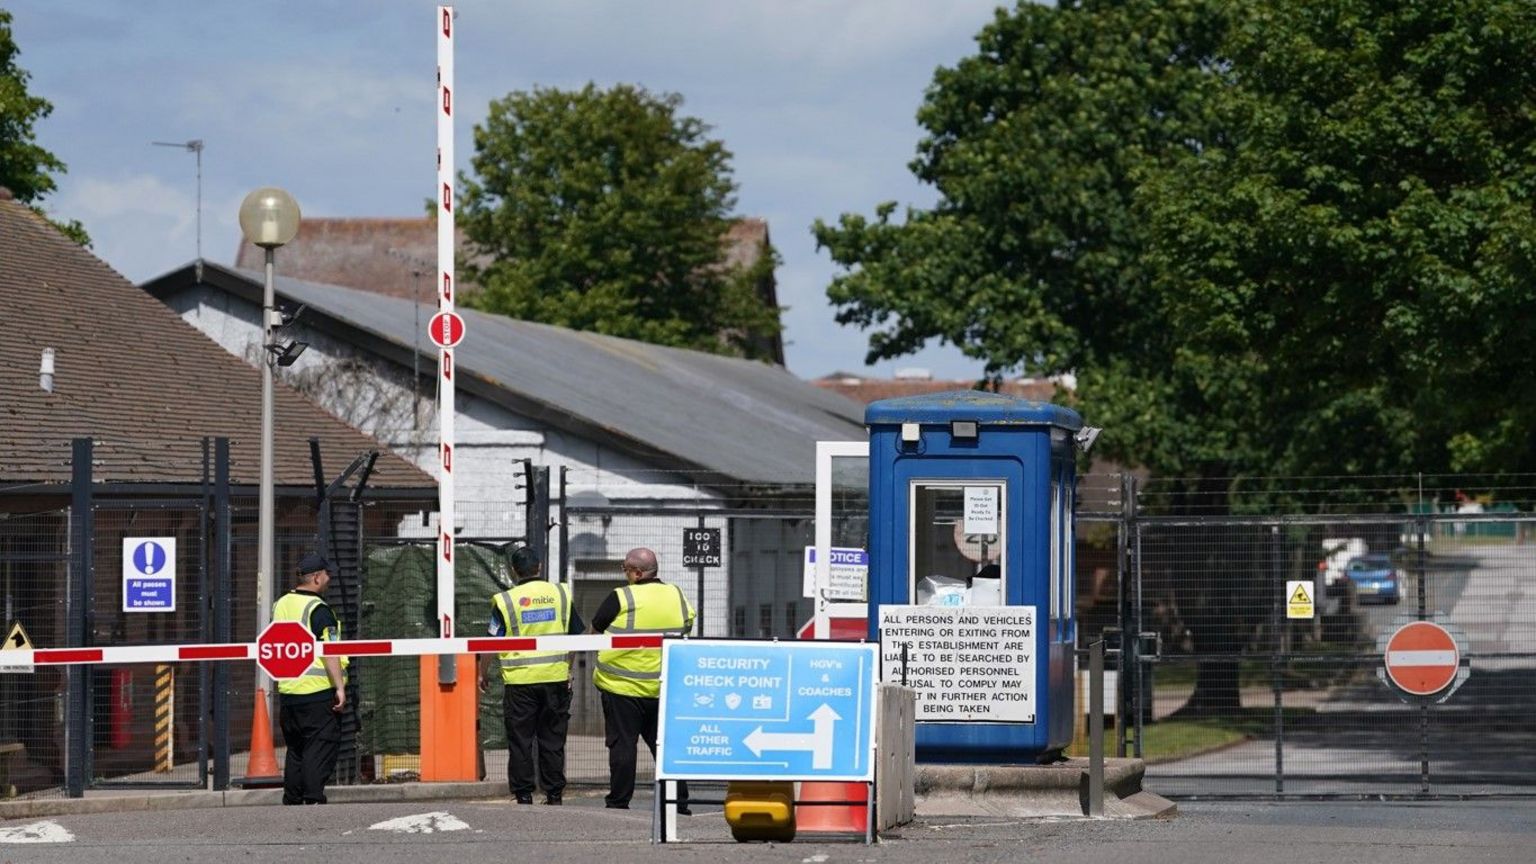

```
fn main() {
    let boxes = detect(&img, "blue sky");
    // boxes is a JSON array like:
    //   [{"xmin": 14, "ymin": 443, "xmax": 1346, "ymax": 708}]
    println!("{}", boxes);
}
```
[{"xmin": 8, "ymin": 0, "xmax": 1009, "ymax": 381}]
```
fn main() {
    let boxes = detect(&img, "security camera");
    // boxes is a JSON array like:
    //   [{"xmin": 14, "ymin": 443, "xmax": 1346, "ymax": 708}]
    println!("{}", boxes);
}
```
[{"xmin": 1074, "ymin": 426, "xmax": 1102, "ymax": 454}]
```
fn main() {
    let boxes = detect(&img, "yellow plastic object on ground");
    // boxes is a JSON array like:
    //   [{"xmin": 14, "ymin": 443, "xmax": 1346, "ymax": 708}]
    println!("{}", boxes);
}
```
[{"xmin": 724, "ymin": 781, "xmax": 796, "ymax": 842}]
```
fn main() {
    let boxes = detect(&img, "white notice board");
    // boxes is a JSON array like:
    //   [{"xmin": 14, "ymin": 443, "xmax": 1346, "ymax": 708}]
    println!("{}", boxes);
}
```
[{"xmin": 878, "ymin": 605, "xmax": 1036, "ymax": 723}]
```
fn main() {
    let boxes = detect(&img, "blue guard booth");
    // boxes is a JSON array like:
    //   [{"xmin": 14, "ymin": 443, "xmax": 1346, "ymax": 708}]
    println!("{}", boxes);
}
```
[{"xmin": 865, "ymin": 391, "xmax": 1084, "ymax": 763}]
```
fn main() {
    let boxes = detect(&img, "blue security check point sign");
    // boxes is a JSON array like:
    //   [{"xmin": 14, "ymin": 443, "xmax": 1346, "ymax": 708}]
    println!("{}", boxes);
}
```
[{"xmin": 657, "ymin": 639, "xmax": 878, "ymax": 782}]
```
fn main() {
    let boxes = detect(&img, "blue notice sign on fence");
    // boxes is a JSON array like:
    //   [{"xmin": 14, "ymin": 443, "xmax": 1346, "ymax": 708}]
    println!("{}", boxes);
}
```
[
  {"xmin": 123, "ymin": 537, "xmax": 176, "ymax": 612},
  {"xmin": 657, "ymin": 639, "xmax": 878, "ymax": 782}
]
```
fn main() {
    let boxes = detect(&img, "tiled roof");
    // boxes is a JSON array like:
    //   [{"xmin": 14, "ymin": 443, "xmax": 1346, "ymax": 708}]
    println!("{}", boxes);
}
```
[
  {"xmin": 812, "ymin": 374, "xmax": 1062, "ymax": 405},
  {"xmin": 232, "ymin": 218, "xmax": 470, "ymax": 303},
  {"xmin": 0, "ymin": 200, "xmax": 430, "ymax": 488},
  {"xmin": 233, "ymin": 216, "xmax": 772, "ymax": 302},
  {"xmin": 232, "ymin": 215, "xmax": 784, "ymax": 363}
]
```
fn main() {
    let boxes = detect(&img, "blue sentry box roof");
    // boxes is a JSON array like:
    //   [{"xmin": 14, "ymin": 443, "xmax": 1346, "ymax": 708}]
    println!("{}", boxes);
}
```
[{"xmin": 864, "ymin": 390, "xmax": 1081, "ymax": 430}]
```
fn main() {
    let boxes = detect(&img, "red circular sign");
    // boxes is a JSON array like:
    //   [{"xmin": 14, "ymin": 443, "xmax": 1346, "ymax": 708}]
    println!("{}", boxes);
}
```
[
  {"xmin": 1384, "ymin": 620, "xmax": 1459, "ymax": 696},
  {"xmin": 256, "ymin": 620, "xmax": 317, "ymax": 680},
  {"xmin": 428, "ymin": 311, "xmax": 465, "ymax": 348}
]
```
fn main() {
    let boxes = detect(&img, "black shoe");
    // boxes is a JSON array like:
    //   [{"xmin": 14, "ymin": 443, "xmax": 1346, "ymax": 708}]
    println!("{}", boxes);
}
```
[
  {"xmin": 605, "ymin": 802, "xmax": 628, "ymax": 809},
  {"xmin": 543, "ymin": 794, "xmax": 562, "ymax": 806},
  {"xmin": 677, "ymin": 805, "xmax": 692, "ymax": 816},
  {"xmin": 515, "ymin": 794, "xmax": 534, "ymax": 805}
]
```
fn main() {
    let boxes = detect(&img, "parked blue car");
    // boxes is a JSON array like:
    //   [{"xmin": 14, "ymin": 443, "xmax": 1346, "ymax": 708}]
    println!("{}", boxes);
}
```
[{"xmin": 1345, "ymin": 554, "xmax": 1401, "ymax": 604}]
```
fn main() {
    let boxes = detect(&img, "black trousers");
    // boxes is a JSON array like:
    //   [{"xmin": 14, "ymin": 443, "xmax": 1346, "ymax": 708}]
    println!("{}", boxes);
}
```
[
  {"xmin": 600, "ymin": 690, "xmax": 687, "ymax": 809},
  {"xmin": 279, "ymin": 695, "xmax": 339, "ymax": 805},
  {"xmin": 503, "ymin": 681, "xmax": 571, "ymax": 799}
]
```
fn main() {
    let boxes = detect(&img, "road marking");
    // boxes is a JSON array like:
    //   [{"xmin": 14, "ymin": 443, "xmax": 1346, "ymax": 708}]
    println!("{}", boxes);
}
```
[
  {"xmin": 0, "ymin": 819, "xmax": 75, "ymax": 843},
  {"xmin": 368, "ymin": 811, "xmax": 470, "ymax": 833}
]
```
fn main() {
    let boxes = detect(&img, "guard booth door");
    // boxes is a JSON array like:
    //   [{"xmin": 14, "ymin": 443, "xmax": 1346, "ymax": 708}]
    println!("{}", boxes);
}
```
[{"xmin": 811, "ymin": 441, "xmax": 870, "ymax": 638}]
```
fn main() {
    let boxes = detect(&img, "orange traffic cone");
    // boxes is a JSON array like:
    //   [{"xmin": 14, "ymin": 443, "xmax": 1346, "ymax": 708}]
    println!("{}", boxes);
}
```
[
  {"xmin": 240, "ymin": 687, "xmax": 283, "ymax": 788},
  {"xmin": 795, "ymin": 781, "xmax": 869, "ymax": 837}
]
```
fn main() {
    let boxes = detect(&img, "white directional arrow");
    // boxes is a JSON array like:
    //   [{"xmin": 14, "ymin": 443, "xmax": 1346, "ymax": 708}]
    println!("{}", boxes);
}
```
[{"xmin": 743, "ymin": 703, "xmax": 841, "ymax": 769}]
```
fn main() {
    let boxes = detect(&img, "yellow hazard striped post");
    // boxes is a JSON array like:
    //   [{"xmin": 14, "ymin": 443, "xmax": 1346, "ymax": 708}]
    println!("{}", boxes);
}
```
[{"xmin": 154, "ymin": 664, "xmax": 173, "ymax": 773}]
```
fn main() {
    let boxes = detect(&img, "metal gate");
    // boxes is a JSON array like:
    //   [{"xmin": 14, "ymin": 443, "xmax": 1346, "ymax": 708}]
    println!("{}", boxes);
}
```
[
  {"xmin": 1124, "ymin": 510, "xmax": 1536, "ymax": 799},
  {"xmin": 86, "ymin": 495, "xmax": 213, "ymax": 790}
]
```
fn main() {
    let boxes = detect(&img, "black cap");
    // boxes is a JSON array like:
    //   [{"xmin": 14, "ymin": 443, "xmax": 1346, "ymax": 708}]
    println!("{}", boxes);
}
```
[
  {"xmin": 296, "ymin": 552, "xmax": 331, "ymax": 576},
  {"xmin": 510, "ymin": 546, "xmax": 542, "ymax": 579}
]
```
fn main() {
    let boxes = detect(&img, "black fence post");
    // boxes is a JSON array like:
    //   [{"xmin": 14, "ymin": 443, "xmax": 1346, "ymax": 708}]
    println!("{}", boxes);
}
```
[
  {"xmin": 695, "ymin": 512, "xmax": 706, "ymax": 637},
  {"xmin": 558, "ymin": 466, "xmax": 569, "ymax": 584},
  {"xmin": 212, "ymin": 437, "xmax": 233, "ymax": 790},
  {"xmin": 1116, "ymin": 473, "xmax": 1132, "ymax": 757},
  {"xmin": 526, "ymin": 465, "xmax": 550, "ymax": 569},
  {"xmin": 66, "ymin": 437, "xmax": 93, "ymax": 798}
]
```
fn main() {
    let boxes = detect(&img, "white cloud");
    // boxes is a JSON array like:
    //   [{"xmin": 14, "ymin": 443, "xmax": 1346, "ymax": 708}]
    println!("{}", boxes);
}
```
[{"xmin": 14, "ymin": 0, "xmax": 997, "ymax": 379}]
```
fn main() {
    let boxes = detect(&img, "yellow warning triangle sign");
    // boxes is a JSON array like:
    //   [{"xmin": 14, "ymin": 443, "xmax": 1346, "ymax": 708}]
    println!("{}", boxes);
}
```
[
  {"xmin": 1289, "ymin": 584, "xmax": 1312, "ymax": 605},
  {"xmin": 4, "ymin": 621, "xmax": 32, "ymax": 651}
]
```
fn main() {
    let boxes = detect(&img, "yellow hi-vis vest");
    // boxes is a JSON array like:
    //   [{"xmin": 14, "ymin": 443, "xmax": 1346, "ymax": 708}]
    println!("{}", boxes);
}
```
[
  {"xmin": 594, "ymin": 581, "xmax": 694, "ymax": 698},
  {"xmin": 490, "ymin": 579, "xmax": 572, "ymax": 685},
  {"xmin": 272, "ymin": 591, "xmax": 348, "ymax": 696}
]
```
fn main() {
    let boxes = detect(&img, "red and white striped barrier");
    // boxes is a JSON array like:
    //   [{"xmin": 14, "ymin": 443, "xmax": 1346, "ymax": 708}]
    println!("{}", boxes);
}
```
[{"xmin": 0, "ymin": 634, "xmax": 662, "ymax": 669}]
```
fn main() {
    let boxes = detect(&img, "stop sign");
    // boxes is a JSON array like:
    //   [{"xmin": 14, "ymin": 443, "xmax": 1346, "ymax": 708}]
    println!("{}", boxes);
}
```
[
  {"xmin": 256, "ymin": 620, "xmax": 317, "ymax": 680},
  {"xmin": 428, "ymin": 311, "xmax": 465, "ymax": 348},
  {"xmin": 1384, "ymin": 620, "xmax": 1459, "ymax": 697}
]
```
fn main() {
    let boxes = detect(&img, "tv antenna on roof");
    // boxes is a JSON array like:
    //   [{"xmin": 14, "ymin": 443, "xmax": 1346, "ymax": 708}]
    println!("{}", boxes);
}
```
[{"xmin": 151, "ymin": 139, "xmax": 204, "ymax": 260}]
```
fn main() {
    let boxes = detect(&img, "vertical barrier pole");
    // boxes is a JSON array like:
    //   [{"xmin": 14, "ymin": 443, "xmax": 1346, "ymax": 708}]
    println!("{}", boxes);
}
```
[{"xmin": 434, "ymin": 3, "xmax": 456, "ymax": 640}]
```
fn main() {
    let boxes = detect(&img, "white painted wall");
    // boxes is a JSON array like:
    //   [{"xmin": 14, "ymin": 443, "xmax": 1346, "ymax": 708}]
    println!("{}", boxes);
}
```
[{"xmin": 162, "ymin": 284, "xmax": 730, "ymax": 635}]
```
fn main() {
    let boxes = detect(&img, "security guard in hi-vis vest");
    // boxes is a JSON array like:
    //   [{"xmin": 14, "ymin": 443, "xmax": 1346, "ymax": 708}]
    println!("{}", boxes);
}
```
[
  {"xmin": 273, "ymin": 552, "xmax": 348, "ymax": 805},
  {"xmin": 591, "ymin": 547, "xmax": 695, "ymax": 811},
  {"xmin": 479, "ymin": 546, "xmax": 584, "ymax": 805}
]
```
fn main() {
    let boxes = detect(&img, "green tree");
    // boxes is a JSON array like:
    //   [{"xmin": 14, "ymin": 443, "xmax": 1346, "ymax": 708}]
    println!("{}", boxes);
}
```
[
  {"xmin": 1142, "ymin": 0, "xmax": 1536, "ymax": 480},
  {"xmin": 0, "ymin": 10, "xmax": 87, "ymax": 244},
  {"xmin": 813, "ymin": 0, "xmax": 1230, "ymax": 479},
  {"xmin": 816, "ymin": 0, "xmax": 1536, "ymax": 710},
  {"xmin": 458, "ymin": 83, "xmax": 780, "ymax": 360}
]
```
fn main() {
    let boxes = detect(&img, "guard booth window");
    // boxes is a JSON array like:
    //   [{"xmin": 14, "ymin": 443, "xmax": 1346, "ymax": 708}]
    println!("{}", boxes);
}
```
[{"xmin": 908, "ymin": 481, "xmax": 1006, "ymax": 607}]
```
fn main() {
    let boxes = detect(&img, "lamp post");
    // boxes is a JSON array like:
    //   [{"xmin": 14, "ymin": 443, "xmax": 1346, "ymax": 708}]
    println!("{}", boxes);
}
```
[{"xmin": 238, "ymin": 187, "xmax": 301, "ymax": 642}]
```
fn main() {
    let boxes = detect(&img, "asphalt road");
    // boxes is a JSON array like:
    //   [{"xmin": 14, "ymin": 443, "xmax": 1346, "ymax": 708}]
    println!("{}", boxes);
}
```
[{"xmin": 2, "ymin": 797, "xmax": 1533, "ymax": 864}]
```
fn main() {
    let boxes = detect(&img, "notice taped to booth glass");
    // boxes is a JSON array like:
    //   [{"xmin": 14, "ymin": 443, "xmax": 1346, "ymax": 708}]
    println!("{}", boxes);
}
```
[{"xmin": 879, "ymin": 605, "xmax": 1036, "ymax": 723}]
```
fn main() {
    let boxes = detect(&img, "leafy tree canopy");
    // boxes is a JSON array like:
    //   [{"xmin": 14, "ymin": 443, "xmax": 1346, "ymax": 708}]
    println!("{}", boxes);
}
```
[
  {"xmin": 0, "ymin": 10, "xmax": 87, "ymax": 244},
  {"xmin": 458, "ymin": 83, "xmax": 780, "ymax": 361},
  {"xmin": 815, "ymin": 0, "xmax": 1536, "ymax": 481}
]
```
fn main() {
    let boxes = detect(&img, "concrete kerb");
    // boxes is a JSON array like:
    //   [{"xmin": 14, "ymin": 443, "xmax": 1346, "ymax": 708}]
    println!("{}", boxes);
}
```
[
  {"xmin": 4, "ymin": 761, "xmax": 1176, "ymax": 824},
  {"xmin": 0, "ymin": 780, "xmax": 519, "ymax": 821},
  {"xmin": 913, "ymin": 758, "xmax": 1176, "ymax": 820}
]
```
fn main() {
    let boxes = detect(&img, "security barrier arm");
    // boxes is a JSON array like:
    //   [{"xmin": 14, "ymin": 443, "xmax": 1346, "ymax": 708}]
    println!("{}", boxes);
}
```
[{"xmin": 0, "ymin": 634, "xmax": 663, "ymax": 668}]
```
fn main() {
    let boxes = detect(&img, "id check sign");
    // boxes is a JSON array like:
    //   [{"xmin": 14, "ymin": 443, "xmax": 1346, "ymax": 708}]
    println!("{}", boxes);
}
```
[{"xmin": 657, "ymin": 639, "xmax": 878, "ymax": 782}]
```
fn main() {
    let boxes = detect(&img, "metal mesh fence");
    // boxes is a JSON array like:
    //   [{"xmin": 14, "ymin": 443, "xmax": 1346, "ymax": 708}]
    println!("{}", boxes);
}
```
[
  {"xmin": 12, "ymin": 457, "xmax": 1532, "ymax": 802},
  {"xmin": 87, "ymin": 502, "xmax": 210, "ymax": 790},
  {"xmin": 0, "ymin": 506, "xmax": 70, "ymax": 799},
  {"xmin": 1132, "ymin": 476, "xmax": 1536, "ymax": 798}
]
